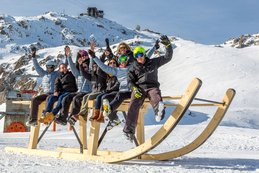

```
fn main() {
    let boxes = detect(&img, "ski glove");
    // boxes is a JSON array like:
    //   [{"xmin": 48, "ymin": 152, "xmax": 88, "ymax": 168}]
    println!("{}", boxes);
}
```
[
  {"xmin": 133, "ymin": 87, "xmax": 142, "ymax": 99},
  {"xmin": 30, "ymin": 46, "xmax": 36, "ymax": 58},
  {"xmin": 88, "ymin": 49, "xmax": 96, "ymax": 58},
  {"xmin": 155, "ymin": 39, "xmax": 160, "ymax": 50},
  {"xmin": 160, "ymin": 35, "xmax": 171, "ymax": 48},
  {"xmin": 105, "ymin": 38, "xmax": 110, "ymax": 47}
]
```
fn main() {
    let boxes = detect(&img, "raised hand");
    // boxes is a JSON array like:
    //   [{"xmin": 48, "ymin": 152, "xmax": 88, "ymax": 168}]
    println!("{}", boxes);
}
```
[
  {"xmin": 160, "ymin": 35, "xmax": 171, "ymax": 47},
  {"xmin": 30, "ymin": 46, "xmax": 36, "ymax": 58},
  {"xmin": 64, "ymin": 46, "xmax": 71, "ymax": 57},
  {"xmin": 88, "ymin": 49, "xmax": 96, "ymax": 58}
]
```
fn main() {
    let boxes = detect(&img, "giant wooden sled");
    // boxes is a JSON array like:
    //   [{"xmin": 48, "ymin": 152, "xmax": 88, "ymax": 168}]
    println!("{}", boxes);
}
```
[{"xmin": 5, "ymin": 78, "xmax": 235, "ymax": 163}]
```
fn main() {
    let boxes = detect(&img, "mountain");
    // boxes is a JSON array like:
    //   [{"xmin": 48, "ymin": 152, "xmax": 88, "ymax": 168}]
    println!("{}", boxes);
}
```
[{"xmin": 0, "ymin": 11, "xmax": 138, "ymax": 55}]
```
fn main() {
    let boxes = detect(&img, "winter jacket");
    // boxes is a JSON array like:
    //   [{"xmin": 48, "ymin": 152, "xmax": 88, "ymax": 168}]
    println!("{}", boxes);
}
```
[
  {"xmin": 67, "ymin": 56, "xmax": 92, "ymax": 93},
  {"xmin": 32, "ymin": 58, "xmax": 59, "ymax": 94},
  {"xmin": 128, "ymin": 45, "xmax": 173, "ymax": 90},
  {"xmin": 54, "ymin": 71, "xmax": 78, "ymax": 93},
  {"xmin": 79, "ymin": 61, "xmax": 107, "ymax": 93},
  {"xmin": 106, "ymin": 75, "xmax": 119, "ymax": 92},
  {"xmin": 93, "ymin": 57, "xmax": 131, "ymax": 92}
]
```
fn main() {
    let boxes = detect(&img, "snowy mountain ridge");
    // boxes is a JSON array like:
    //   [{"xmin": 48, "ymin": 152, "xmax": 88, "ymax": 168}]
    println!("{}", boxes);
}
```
[{"xmin": 0, "ymin": 11, "xmax": 139, "ymax": 56}]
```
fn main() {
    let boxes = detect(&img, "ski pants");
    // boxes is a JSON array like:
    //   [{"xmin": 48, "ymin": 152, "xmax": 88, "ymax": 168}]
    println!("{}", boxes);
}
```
[
  {"xmin": 70, "ymin": 92, "xmax": 90, "ymax": 116},
  {"xmin": 95, "ymin": 91, "xmax": 119, "ymax": 121},
  {"xmin": 108, "ymin": 91, "xmax": 131, "ymax": 120},
  {"xmin": 59, "ymin": 92, "xmax": 78, "ymax": 120},
  {"xmin": 78, "ymin": 92, "xmax": 102, "ymax": 117},
  {"xmin": 123, "ymin": 87, "xmax": 162, "ymax": 133},
  {"xmin": 29, "ymin": 94, "xmax": 50, "ymax": 121}
]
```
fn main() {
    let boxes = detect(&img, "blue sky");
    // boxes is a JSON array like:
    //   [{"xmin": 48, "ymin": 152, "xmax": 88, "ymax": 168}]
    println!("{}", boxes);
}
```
[{"xmin": 0, "ymin": 0, "xmax": 258, "ymax": 44}]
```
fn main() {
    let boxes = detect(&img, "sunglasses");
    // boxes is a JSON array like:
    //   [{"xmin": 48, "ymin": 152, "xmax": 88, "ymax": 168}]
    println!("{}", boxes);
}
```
[
  {"xmin": 119, "ymin": 55, "xmax": 127, "ymax": 63},
  {"xmin": 134, "ymin": 52, "xmax": 144, "ymax": 59},
  {"xmin": 109, "ymin": 61, "xmax": 116, "ymax": 65},
  {"xmin": 119, "ymin": 46, "xmax": 126, "ymax": 50}
]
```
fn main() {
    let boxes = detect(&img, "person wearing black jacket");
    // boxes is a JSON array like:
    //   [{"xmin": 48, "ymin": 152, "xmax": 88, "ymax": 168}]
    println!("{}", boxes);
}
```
[
  {"xmin": 68, "ymin": 44, "xmax": 108, "ymax": 126},
  {"xmin": 89, "ymin": 58, "xmax": 120, "ymax": 123},
  {"xmin": 123, "ymin": 35, "xmax": 173, "ymax": 140},
  {"xmin": 40, "ymin": 63, "xmax": 77, "ymax": 123},
  {"xmin": 55, "ymin": 47, "xmax": 92, "ymax": 125}
]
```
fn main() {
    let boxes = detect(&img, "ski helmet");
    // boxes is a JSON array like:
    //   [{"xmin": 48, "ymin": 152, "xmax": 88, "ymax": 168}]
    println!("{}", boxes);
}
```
[
  {"xmin": 118, "ymin": 55, "xmax": 128, "ymax": 63},
  {"xmin": 46, "ymin": 60, "xmax": 56, "ymax": 68},
  {"xmin": 133, "ymin": 46, "xmax": 145, "ymax": 58},
  {"xmin": 80, "ymin": 50, "xmax": 88, "ymax": 57}
]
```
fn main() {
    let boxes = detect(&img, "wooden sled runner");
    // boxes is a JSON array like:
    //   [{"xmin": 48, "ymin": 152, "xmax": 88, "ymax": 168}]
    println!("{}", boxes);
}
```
[{"xmin": 5, "ymin": 78, "xmax": 235, "ymax": 163}]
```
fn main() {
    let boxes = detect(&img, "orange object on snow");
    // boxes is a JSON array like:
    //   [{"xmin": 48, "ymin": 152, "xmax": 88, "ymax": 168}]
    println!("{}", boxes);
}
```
[{"xmin": 5, "ymin": 122, "xmax": 27, "ymax": 133}]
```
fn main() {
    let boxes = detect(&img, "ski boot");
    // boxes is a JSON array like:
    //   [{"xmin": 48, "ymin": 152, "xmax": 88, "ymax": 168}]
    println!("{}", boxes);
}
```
[
  {"xmin": 102, "ymin": 99, "xmax": 111, "ymax": 117},
  {"xmin": 107, "ymin": 118, "xmax": 122, "ymax": 131},
  {"xmin": 155, "ymin": 102, "xmax": 166, "ymax": 122},
  {"xmin": 68, "ymin": 115, "xmax": 79, "ymax": 126},
  {"xmin": 89, "ymin": 109, "xmax": 100, "ymax": 121},
  {"xmin": 39, "ymin": 112, "xmax": 54, "ymax": 124},
  {"xmin": 26, "ymin": 119, "xmax": 38, "ymax": 127}
]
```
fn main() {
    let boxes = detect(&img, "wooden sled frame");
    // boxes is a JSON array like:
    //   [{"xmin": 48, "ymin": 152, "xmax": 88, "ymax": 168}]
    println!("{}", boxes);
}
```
[{"xmin": 5, "ymin": 78, "xmax": 235, "ymax": 163}]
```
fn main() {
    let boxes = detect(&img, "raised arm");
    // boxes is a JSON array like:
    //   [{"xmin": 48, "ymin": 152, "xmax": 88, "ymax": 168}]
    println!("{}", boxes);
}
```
[
  {"xmin": 67, "ymin": 56, "xmax": 80, "ymax": 77},
  {"xmin": 79, "ymin": 65, "xmax": 92, "ymax": 81},
  {"xmin": 155, "ymin": 35, "xmax": 173, "ymax": 68},
  {"xmin": 32, "ymin": 57, "xmax": 47, "ymax": 77},
  {"xmin": 146, "ymin": 39, "xmax": 159, "ymax": 58}
]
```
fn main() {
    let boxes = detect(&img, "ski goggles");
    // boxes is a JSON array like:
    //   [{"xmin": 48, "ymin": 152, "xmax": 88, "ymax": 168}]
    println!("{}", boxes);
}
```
[
  {"xmin": 46, "ymin": 65, "xmax": 55, "ymax": 69},
  {"xmin": 119, "ymin": 55, "xmax": 128, "ymax": 63},
  {"xmin": 134, "ymin": 52, "xmax": 144, "ymax": 59}
]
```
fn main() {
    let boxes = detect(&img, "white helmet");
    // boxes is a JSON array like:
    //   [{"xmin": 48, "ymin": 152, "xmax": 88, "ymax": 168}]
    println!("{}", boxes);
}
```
[{"xmin": 46, "ymin": 60, "xmax": 56, "ymax": 67}]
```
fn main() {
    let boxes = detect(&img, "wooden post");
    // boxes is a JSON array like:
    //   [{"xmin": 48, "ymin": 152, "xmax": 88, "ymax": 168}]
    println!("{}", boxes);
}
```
[
  {"xmin": 79, "ymin": 116, "xmax": 87, "ymax": 149},
  {"xmin": 28, "ymin": 102, "xmax": 44, "ymax": 149},
  {"xmin": 87, "ymin": 119, "xmax": 100, "ymax": 156},
  {"xmin": 52, "ymin": 122, "xmax": 56, "ymax": 132},
  {"xmin": 136, "ymin": 104, "xmax": 147, "ymax": 145},
  {"xmin": 68, "ymin": 124, "xmax": 72, "ymax": 131}
]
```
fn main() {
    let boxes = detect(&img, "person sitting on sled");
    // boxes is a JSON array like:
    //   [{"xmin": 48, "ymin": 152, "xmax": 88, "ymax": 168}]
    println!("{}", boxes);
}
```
[
  {"xmin": 40, "ymin": 63, "xmax": 77, "ymax": 123},
  {"xmin": 89, "ymin": 57, "xmax": 120, "ymax": 125},
  {"xmin": 123, "ymin": 35, "xmax": 173, "ymax": 141},
  {"xmin": 26, "ymin": 46, "xmax": 61, "ymax": 126},
  {"xmin": 55, "ymin": 47, "xmax": 92, "ymax": 125}
]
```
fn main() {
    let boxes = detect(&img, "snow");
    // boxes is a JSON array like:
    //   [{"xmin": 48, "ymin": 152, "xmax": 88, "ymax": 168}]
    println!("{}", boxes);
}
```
[
  {"xmin": 0, "ymin": 124, "xmax": 259, "ymax": 172},
  {"xmin": 1, "ymin": 12, "xmax": 259, "ymax": 172}
]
